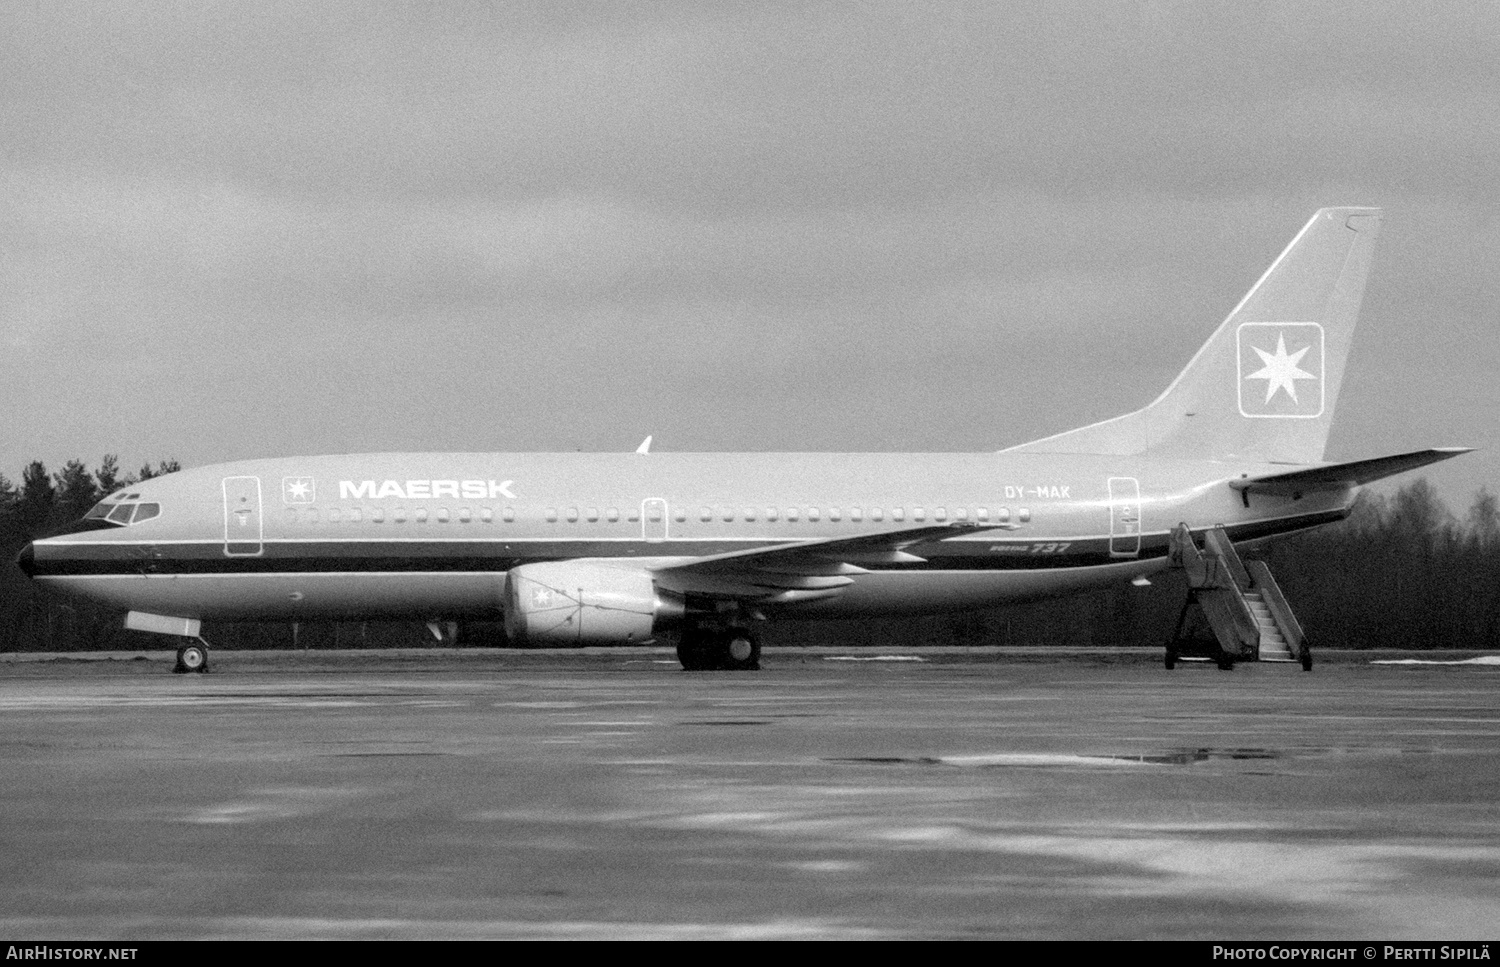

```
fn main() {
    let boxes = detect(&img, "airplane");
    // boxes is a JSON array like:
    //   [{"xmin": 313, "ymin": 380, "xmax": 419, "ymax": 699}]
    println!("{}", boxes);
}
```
[{"xmin": 15, "ymin": 207, "xmax": 1469, "ymax": 674}]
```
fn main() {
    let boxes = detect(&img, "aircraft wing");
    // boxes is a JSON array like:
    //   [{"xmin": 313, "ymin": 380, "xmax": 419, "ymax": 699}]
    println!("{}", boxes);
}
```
[
  {"xmin": 1229, "ymin": 447, "xmax": 1472, "ymax": 496},
  {"xmin": 650, "ymin": 523, "xmax": 999, "ymax": 604}
]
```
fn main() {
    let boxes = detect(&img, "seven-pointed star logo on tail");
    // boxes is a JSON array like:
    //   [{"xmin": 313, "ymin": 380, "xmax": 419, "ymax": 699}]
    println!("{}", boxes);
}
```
[
  {"xmin": 1248, "ymin": 334, "xmax": 1315, "ymax": 403},
  {"xmin": 281, "ymin": 476, "xmax": 316, "ymax": 504},
  {"xmin": 1236, "ymin": 322, "xmax": 1324, "ymax": 418}
]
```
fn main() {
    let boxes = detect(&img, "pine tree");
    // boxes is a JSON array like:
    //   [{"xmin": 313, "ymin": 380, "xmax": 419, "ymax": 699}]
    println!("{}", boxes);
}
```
[
  {"xmin": 94, "ymin": 455, "xmax": 123, "ymax": 497},
  {"xmin": 52, "ymin": 460, "xmax": 100, "ymax": 529}
]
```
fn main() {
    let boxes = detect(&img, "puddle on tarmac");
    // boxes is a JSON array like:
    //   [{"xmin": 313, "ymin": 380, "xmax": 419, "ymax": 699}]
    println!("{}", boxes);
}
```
[
  {"xmin": 677, "ymin": 720, "xmax": 773, "ymax": 727},
  {"xmin": 826, "ymin": 748, "xmax": 1285, "ymax": 768}
]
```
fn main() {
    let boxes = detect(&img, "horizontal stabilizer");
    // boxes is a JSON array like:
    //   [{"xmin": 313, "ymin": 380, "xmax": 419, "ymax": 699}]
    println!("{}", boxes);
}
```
[{"xmin": 1229, "ymin": 448, "xmax": 1472, "ymax": 495}]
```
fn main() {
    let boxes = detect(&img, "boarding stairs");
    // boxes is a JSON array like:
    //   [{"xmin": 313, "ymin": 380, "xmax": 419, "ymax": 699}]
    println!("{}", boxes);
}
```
[{"xmin": 1166, "ymin": 524, "xmax": 1311, "ymax": 670}]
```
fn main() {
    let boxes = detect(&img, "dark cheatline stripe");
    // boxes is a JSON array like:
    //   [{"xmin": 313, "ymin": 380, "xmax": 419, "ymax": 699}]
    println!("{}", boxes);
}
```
[{"xmin": 27, "ymin": 511, "xmax": 1345, "ymax": 579}]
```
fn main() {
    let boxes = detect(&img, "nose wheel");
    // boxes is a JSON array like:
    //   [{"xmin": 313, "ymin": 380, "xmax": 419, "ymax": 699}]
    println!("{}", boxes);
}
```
[{"xmin": 173, "ymin": 640, "xmax": 210, "ymax": 674}]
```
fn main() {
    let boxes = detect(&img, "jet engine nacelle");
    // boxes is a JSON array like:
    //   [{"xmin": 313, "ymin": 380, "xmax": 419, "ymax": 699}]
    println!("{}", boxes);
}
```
[{"xmin": 503, "ymin": 561, "xmax": 685, "ymax": 646}]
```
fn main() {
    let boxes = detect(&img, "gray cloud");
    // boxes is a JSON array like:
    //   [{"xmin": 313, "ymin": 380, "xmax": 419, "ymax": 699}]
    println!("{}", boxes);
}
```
[{"xmin": 2, "ymin": 1, "xmax": 1497, "ymax": 504}]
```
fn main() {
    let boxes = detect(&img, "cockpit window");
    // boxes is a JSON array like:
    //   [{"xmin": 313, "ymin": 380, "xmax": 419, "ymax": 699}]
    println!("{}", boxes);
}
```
[{"xmin": 79, "ymin": 499, "xmax": 163, "ymax": 528}]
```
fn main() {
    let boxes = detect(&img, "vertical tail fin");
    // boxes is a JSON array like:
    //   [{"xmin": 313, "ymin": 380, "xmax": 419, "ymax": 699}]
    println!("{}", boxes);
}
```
[{"xmin": 1006, "ymin": 208, "xmax": 1382, "ymax": 464}]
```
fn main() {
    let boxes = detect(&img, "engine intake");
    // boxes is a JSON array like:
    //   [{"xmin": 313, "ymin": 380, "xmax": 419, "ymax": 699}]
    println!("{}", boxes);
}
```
[{"xmin": 503, "ymin": 561, "xmax": 684, "ymax": 646}]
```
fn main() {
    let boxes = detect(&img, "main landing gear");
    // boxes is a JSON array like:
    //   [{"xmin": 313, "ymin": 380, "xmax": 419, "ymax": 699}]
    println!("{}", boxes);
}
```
[
  {"xmin": 173, "ymin": 639, "xmax": 210, "ymax": 674},
  {"xmin": 676, "ymin": 626, "xmax": 761, "ymax": 672}
]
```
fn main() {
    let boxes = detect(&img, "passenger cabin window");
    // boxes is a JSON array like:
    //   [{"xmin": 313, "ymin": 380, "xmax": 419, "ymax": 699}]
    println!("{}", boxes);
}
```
[
  {"xmin": 459, "ymin": 508, "xmax": 472, "ymax": 523},
  {"xmin": 786, "ymin": 508, "xmax": 799, "ymax": 521},
  {"xmin": 504, "ymin": 507, "xmax": 516, "ymax": 522},
  {"xmin": 606, "ymin": 508, "xmax": 618, "ymax": 522},
  {"xmin": 1019, "ymin": 508, "xmax": 1031, "ymax": 523},
  {"xmin": 913, "ymin": 507, "xmax": 925, "ymax": 521},
  {"xmin": 567, "ymin": 507, "xmax": 579, "ymax": 523},
  {"xmin": 437, "ymin": 508, "xmax": 450, "ymax": 523},
  {"xmin": 893, "ymin": 508, "xmax": 905, "ymax": 521},
  {"xmin": 372, "ymin": 509, "xmax": 385, "ymax": 523},
  {"xmin": 350, "ymin": 508, "xmax": 363, "ymax": 523},
  {"xmin": 481, "ymin": 508, "xmax": 494, "ymax": 523},
  {"xmin": 546, "ymin": 509, "xmax": 557, "ymax": 522},
  {"xmin": 416, "ymin": 509, "xmax": 429, "ymax": 523},
  {"xmin": 700, "ymin": 507, "xmax": 712, "ymax": 522}
]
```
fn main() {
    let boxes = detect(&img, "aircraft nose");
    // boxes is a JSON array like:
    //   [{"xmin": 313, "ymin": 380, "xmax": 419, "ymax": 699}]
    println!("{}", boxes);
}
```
[{"xmin": 15, "ymin": 542, "xmax": 35, "ymax": 578}]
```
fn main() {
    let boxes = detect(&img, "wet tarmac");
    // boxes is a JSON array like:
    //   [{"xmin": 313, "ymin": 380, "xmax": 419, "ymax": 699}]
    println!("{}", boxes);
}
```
[{"xmin": 1, "ymin": 647, "xmax": 1498, "ymax": 940}]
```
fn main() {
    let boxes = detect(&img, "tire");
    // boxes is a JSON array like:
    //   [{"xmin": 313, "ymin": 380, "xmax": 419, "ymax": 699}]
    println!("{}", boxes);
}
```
[
  {"xmin": 676, "ymin": 636, "xmax": 715, "ymax": 671},
  {"xmin": 175, "ymin": 642, "xmax": 209, "ymax": 674},
  {"xmin": 720, "ymin": 630, "xmax": 761, "ymax": 672}
]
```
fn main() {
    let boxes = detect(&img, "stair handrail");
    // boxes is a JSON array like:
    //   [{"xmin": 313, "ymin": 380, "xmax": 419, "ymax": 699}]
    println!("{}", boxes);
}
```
[
  {"xmin": 1245, "ymin": 559, "xmax": 1306, "ymax": 656},
  {"xmin": 1203, "ymin": 526, "xmax": 1253, "ymax": 590},
  {"xmin": 1169, "ymin": 523, "xmax": 1209, "ymax": 586}
]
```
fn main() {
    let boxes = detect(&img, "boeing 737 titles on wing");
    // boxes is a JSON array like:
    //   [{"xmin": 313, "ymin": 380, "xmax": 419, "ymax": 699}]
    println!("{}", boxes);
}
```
[{"xmin": 15, "ymin": 208, "xmax": 1469, "ymax": 673}]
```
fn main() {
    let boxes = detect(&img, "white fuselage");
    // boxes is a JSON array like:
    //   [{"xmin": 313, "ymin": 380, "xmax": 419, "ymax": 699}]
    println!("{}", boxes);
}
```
[{"xmin": 23, "ymin": 451, "xmax": 1352, "ymax": 623}]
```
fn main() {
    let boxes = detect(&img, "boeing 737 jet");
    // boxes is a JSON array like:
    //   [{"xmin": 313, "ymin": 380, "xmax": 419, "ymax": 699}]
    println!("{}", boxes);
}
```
[{"xmin": 15, "ymin": 208, "xmax": 1468, "ymax": 672}]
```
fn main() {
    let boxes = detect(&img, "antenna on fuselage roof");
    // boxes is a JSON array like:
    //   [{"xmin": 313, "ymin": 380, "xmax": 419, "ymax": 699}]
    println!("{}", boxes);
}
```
[{"xmin": 635, "ymin": 435, "xmax": 653, "ymax": 454}]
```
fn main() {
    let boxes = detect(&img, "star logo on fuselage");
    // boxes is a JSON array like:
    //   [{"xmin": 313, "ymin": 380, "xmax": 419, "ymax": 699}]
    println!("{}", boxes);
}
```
[
  {"xmin": 281, "ymin": 476, "xmax": 316, "ymax": 504},
  {"xmin": 1236, "ymin": 322, "xmax": 1324, "ymax": 418}
]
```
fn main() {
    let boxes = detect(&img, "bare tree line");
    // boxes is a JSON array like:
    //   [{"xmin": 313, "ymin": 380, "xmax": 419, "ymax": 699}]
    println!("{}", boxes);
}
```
[{"xmin": 2, "ymin": 458, "xmax": 1494, "ymax": 652}]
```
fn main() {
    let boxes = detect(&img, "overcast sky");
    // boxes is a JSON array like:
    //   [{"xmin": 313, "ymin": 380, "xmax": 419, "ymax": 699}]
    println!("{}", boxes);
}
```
[{"xmin": 3, "ymin": 2, "xmax": 1498, "ymax": 509}]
